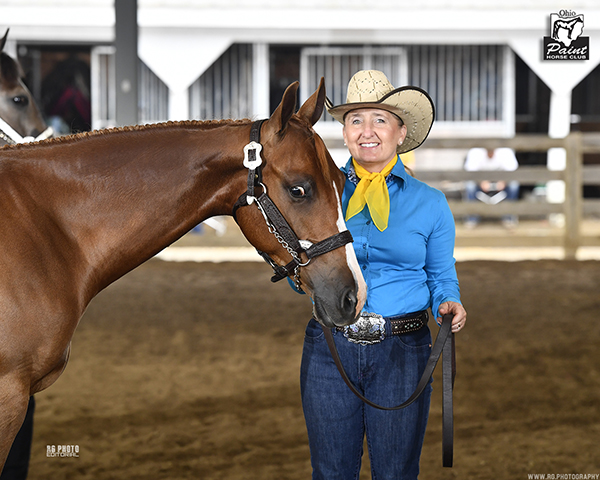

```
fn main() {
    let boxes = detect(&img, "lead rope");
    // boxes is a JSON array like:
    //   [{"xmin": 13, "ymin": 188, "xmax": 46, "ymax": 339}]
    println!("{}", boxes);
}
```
[{"xmin": 323, "ymin": 314, "xmax": 456, "ymax": 467}]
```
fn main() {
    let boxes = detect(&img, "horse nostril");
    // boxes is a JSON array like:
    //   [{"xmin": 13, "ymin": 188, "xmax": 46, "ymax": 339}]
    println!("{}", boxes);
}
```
[{"xmin": 340, "ymin": 287, "xmax": 358, "ymax": 317}]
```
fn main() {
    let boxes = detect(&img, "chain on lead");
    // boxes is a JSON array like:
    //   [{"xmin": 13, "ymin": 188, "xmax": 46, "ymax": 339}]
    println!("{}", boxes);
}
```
[
  {"xmin": 254, "ymin": 193, "xmax": 307, "ymax": 291},
  {"xmin": 267, "ymin": 222, "xmax": 299, "ymax": 261},
  {"xmin": 254, "ymin": 190, "xmax": 307, "ymax": 263},
  {"xmin": 268, "ymin": 221, "xmax": 304, "ymax": 291},
  {"xmin": 293, "ymin": 265, "xmax": 303, "ymax": 292},
  {"xmin": 267, "ymin": 220, "xmax": 305, "ymax": 291}
]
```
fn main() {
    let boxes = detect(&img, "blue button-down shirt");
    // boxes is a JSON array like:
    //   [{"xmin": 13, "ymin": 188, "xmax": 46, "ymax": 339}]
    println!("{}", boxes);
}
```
[{"xmin": 341, "ymin": 156, "xmax": 461, "ymax": 319}]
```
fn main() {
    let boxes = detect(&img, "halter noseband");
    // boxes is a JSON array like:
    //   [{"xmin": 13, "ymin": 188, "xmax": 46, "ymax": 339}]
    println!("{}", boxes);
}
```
[
  {"xmin": 0, "ymin": 117, "xmax": 54, "ymax": 145},
  {"xmin": 232, "ymin": 119, "xmax": 353, "ymax": 291}
]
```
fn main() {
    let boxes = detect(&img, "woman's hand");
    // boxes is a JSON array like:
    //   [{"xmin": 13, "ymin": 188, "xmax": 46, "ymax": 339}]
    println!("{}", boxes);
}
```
[{"xmin": 438, "ymin": 301, "xmax": 467, "ymax": 333}]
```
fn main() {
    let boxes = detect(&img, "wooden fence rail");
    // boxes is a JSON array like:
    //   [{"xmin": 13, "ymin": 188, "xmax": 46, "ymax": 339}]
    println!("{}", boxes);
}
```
[{"xmin": 325, "ymin": 132, "xmax": 600, "ymax": 259}]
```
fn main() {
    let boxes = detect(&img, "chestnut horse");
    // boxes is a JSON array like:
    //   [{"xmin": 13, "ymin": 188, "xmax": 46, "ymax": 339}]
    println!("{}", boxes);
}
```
[
  {"xmin": 0, "ymin": 29, "xmax": 53, "ymax": 145},
  {"xmin": 0, "ymin": 79, "xmax": 366, "ymax": 468},
  {"xmin": 1, "ymin": 28, "xmax": 52, "ymax": 479}
]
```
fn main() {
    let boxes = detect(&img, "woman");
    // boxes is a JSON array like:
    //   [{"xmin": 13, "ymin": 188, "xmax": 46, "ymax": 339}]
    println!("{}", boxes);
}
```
[{"xmin": 300, "ymin": 70, "xmax": 467, "ymax": 479}]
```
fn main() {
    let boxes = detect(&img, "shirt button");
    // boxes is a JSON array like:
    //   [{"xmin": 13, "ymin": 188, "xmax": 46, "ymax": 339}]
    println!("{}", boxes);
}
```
[
  {"xmin": 366, "ymin": 220, "xmax": 371, "ymax": 225},
  {"xmin": 362, "ymin": 265, "xmax": 367, "ymax": 270}
]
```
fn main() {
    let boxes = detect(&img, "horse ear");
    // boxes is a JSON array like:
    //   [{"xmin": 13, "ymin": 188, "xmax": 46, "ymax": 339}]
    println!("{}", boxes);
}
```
[
  {"xmin": 296, "ymin": 77, "xmax": 326, "ymax": 127},
  {"xmin": 1, "ymin": 29, "xmax": 9, "ymax": 53},
  {"xmin": 268, "ymin": 81, "xmax": 299, "ymax": 134}
]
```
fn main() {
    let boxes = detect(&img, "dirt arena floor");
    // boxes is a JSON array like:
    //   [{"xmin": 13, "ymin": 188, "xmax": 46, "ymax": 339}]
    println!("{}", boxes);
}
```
[{"xmin": 26, "ymin": 257, "xmax": 600, "ymax": 479}]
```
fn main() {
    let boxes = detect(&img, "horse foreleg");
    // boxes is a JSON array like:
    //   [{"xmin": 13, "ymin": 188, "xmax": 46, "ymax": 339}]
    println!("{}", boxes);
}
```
[{"xmin": 0, "ymin": 377, "xmax": 31, "ymax": 473}]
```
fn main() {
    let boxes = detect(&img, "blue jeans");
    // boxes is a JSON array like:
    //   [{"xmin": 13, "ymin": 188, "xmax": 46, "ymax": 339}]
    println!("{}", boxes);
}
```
[{"xmin": 300, "ymin": 318, "xmax": 432, "ymax": 480}]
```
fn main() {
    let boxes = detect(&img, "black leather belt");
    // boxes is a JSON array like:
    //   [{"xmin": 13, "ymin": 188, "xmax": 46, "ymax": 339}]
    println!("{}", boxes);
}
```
[
  {"xmin": 390, "ymin": 310, "xmax": 429, "ymax": 335},
  {"xmin": 336, "ymin": 310, "xmax": 428, "ymax": 345}
]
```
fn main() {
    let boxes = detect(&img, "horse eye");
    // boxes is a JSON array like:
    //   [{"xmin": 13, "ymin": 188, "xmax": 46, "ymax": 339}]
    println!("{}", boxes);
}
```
[
  {"xmin": 289, "ymin": 185, "xmax": 306, "ymax": 198},
  {"xmin": 12, "ymin": 95, "xmax": 29, "ymax": 107}
]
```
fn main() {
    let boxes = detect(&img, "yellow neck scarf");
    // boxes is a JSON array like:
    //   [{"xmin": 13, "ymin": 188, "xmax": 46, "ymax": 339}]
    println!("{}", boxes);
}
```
[{"xmin": 346, "ymin": 157, "xmax": 397, "ymax": 231}]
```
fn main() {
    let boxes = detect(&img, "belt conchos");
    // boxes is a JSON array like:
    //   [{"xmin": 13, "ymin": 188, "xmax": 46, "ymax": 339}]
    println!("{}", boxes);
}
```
[{"xmin": 341, "ymin": 312, "xmax": 386, "ymax": 345}]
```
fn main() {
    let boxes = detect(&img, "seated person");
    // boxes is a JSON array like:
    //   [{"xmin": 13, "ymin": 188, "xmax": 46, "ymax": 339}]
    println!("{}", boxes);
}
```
[{"xmin": 464, "ymin": 147, "xmax": 519, "ymax": 227}]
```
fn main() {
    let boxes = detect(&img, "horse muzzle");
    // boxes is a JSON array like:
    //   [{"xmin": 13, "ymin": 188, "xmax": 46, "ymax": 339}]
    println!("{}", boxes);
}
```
[{"xmin": 310, "ymin": 276, "xmax": 363, "ymax": 328}]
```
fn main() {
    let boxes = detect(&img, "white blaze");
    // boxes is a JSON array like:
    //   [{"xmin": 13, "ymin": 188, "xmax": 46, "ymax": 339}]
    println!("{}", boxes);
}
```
[{"xmin": 333, "ymin": 182, "xmax": 366, "ymax": 315}]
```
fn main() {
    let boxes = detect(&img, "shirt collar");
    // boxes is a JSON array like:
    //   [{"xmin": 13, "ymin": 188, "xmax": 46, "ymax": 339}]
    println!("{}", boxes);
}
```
[{"xmin": 341, "ymin": 155, "xmax": 408, "ymax": 189}]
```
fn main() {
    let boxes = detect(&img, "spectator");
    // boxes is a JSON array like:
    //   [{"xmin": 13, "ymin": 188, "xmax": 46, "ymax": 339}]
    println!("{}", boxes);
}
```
[{"xmin": 464, "ymin": 147, "xmax": 519, "ymax": 228}]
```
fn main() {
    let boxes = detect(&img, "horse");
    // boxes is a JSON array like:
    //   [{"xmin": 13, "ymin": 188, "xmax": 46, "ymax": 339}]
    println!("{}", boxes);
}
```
[
  {"xmin": 0, "ymin": 77, "xmax": 366, "ymax": 469},
  {"xmin": 1, "ymin": 28, "xmax": 53, "ymax": 479},
  {"xmin": 0, "ymin": 29, "xmax": 53, "ymax": 145}
]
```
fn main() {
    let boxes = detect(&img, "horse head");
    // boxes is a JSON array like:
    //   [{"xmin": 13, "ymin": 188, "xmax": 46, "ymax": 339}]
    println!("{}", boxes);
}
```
[
  {"xmin": 234, "ymin": 79, "xmax": 366, "ymax": 328},
  {"xmin": 0, "ymin": 29, "xmax": 50, "ymax": 145}
]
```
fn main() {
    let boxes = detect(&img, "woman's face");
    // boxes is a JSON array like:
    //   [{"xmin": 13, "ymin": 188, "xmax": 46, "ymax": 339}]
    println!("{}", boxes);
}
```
[{"xmin": 342, "ymin": 108, "xmax": 407, "ymax": 173}]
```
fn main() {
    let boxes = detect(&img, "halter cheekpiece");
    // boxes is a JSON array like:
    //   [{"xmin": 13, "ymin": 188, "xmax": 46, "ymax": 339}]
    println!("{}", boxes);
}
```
[{"xmin": 233, "ymin": 119, "xmax": 353, "ymax": 291}]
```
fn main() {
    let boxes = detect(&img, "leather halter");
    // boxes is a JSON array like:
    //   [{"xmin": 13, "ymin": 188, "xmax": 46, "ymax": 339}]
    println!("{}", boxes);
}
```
[{"xmin": 232, "ymin": 119, "xmax": 353, "ymax": 291}]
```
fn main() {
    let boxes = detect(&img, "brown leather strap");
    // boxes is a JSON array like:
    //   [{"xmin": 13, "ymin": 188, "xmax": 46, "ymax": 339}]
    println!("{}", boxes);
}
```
[{"xmin": 323, "ymin": 314, "xmax": 455, "ymax": 467}]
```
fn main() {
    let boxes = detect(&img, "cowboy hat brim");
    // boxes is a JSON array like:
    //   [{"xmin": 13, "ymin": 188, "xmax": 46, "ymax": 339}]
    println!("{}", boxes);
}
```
[{"xmin": 326, "ymin": 85, "xmax": 435, "ymax": 154}]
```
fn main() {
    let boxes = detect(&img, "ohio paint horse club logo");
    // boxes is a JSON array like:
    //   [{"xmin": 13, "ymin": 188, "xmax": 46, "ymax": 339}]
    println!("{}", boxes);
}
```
[{"xmin": 544, "ymin": 10, "xmax": 590, "ymax": 60}]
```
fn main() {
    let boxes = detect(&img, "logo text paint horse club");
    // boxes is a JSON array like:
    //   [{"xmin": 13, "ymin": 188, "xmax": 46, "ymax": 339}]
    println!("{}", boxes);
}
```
[{"xmin": 544, "ymin": 10, "xmax": 590, "ymax": 61}]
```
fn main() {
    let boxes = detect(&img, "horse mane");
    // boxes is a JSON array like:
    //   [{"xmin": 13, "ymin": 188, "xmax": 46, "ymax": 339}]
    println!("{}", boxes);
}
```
[
  {"xmin": 3, "ymin": 118, "xmax": 254, "ymax": 149},
  {"xmin": 3, "ymin": 116, "xmax": 336, "ymax": 185}
]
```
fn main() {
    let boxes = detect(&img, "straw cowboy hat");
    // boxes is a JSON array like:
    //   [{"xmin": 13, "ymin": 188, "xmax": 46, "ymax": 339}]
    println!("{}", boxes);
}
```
[{"xmin": 325, "ymin": 70, "xmax": 435, "ymax": 154}]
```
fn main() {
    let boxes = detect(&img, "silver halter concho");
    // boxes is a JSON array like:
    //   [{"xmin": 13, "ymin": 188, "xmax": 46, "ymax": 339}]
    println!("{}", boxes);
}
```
[
  {"xmin": 0, "ymin": 117, "xmax": 53, "ymax": 145},
  {"xmin": 232, "ymin": 119, "xmax": 353, "ymax": 292}
]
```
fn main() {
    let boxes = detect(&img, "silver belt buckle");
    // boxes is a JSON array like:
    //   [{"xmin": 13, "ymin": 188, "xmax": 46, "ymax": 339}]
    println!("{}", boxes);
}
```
[{"xmin": 342, "ymin": 312, "xmax": 386, "ymax": 345}]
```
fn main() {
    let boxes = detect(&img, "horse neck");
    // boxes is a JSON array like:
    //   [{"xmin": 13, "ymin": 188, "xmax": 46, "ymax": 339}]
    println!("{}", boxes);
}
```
[{"xmin": 20, "ymin": 122, "xmax": 251, "ymax": 296}]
